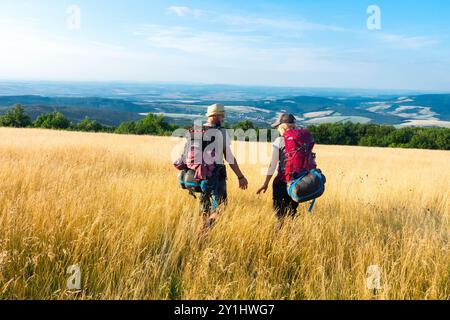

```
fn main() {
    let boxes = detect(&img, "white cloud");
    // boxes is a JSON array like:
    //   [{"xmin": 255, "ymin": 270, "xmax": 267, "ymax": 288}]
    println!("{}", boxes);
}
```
[
  {"xmin": 377, "ymin": 34, "xmax": 439, "ymax": 49},
  {"xmin": 135, "ymin": 24, "xmax": 265, "ymax": 57},
  {"xmin": 132, "ymin": 24, "xmax": 354, "ymax": 83},
  {"xmin": 167, "ymin": 7, "xmax": 348, "ymax": 33},
  {"xmin": 1, "ymin": 10, "xmax": 448, "ymax": 90},
  {"xmin": 0, "ymin": 22, "xmax": 197, "ymax": 82},
  {"xmin": 167, "ymin": 6, "xmax": 202, "ymax": 18},
  {"xmin": 220, "ymin": 15, "xmax": 348, "ymax": 32}
]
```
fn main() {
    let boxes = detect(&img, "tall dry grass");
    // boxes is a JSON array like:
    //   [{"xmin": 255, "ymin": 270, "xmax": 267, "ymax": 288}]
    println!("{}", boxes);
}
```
[{"xmin": 0, "ymin": 127, "xmax": 448, "ymax": 300}]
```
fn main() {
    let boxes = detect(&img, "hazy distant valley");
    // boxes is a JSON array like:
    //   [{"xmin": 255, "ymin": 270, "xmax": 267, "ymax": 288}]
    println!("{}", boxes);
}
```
[{"xmin": 0, "ymin": 81, "xmax": 449, "ymax": 128}]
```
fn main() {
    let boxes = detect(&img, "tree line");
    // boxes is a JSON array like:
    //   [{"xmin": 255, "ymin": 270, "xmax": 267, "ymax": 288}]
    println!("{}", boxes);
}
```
[
  {"xmin": 1, "ymin": 104, "xmax": 448, "ymax": 150},
  {"xmin": 307, "ymin": 122, "xmax": 449, "ymax": 150},
  {"xmin": 227, "ymin": 119, "xmax": 449, "ymax": 150},
  {"xmin": 0, "ymin": 104, "xmax": 176, "ymax": 135}
]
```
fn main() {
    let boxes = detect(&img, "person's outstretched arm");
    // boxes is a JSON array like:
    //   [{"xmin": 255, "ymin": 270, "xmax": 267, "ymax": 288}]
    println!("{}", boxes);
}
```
[
  {"xmin": 225, "ymin": 148, "xmax": 248, "ymax": 190},
  {"xmin": 222, "ymin": 130, "xmax": 248, "ymax": 190},
  {"xmin": 257, "ymin": 145, "xmax": 279, "ymax": 194}
]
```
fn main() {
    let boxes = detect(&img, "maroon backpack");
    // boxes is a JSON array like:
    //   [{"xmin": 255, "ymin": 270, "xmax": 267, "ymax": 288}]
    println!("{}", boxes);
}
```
[
  {"xmin": 173, "ymin": 125, "xmax": 218, "ymax": 194},
  {"xmin": 283, "ymin": 128, "xmax": 317, "ymax": 182}
]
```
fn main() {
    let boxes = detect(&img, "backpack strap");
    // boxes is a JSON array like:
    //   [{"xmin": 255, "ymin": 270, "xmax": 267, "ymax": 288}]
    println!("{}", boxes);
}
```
[
  {"xmin": 212, "ymin": 185, "xmax": 219, "ymax": 211},
  {"xmin": 308, "ymin": 199, "xmax": 316, "ymax": 214},
  {"xmin": 188, "ymin": 190, "xmax": 197, "ymax": 199}
]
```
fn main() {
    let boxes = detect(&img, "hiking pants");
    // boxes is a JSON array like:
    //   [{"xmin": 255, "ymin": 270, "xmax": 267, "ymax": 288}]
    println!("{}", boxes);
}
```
[
  {"xmin": 199, "ymin": 165, "xmax": 227, "ymax": 216},
  {"xmin": 273, "ymin": 178, "xmax": 299, "ymax": 219}
]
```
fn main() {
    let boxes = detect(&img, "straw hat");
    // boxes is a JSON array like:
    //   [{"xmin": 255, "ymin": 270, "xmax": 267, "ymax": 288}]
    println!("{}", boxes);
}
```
[{"xmin": 206, "ymin": 103, "xmax": 225, "ymax": 117}]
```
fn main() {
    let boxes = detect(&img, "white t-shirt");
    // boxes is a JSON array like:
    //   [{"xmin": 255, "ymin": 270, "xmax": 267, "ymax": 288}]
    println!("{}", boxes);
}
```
[
  {"xmin": 272, "ymin": 136, "xmax": 284, "ymax": 150},
  {"xmin": 267, "ymin": 137, "xmax": 285, "ymax": 177}
]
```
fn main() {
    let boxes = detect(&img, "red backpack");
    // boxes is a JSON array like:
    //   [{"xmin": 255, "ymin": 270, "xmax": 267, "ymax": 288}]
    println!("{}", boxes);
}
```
[
  {"xmin": 283, "ymin": 128, "xmax": 317, "ymax": 182},
  {"xmin": 283, "ymin": 128, "xmax": 326, "ymax": 213}
]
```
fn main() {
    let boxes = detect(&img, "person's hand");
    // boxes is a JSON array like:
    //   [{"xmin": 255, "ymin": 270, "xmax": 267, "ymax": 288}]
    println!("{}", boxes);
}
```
[
  {"xmin": 238, "ymin": 176, "xmax": 248, "ymax": 190},
  {"xmin": 257, "ymin": 184, "xmax": 269, "ymax": 195}
]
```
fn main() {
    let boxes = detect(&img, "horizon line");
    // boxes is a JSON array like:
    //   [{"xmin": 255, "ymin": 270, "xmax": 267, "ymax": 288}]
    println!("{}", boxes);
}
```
[{"xmin": 1, "ymin": 79, "xmax": 449, "ymax": 95}]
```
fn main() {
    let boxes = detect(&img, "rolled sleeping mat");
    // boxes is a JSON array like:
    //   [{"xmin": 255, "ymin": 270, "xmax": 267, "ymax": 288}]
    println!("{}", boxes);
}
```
[
  {"xmin": 178, "ymin": 170, "xmax": 187, "ymax": 189},
  {"xmin": 183, "ymin": 169, "xmax": 203, "ymax": 193},
  {"xmin": 287, "ymin": 169, "xmax": 326, "ymax": 203}
]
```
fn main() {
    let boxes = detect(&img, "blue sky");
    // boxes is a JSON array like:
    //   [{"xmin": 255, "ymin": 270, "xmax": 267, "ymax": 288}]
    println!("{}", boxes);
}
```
[{"xmin": 0, "ymin": 0, "xmax": 449, "ymax": 90}]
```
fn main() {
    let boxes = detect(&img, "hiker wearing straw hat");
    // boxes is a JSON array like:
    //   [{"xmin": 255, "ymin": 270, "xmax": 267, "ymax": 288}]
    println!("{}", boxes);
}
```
[
  {"xmin": 200, "ymin": 104, "xmax": 248, "ymax": 214},
  {"xmin": 174, "ymin": 103, "xmax": 248, "ymax": 230}
]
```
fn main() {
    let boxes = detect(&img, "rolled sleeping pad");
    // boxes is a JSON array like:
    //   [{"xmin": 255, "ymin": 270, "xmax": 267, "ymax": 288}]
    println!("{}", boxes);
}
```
[
  {"xmin": 287, "ymin": 169, "xmax": 326, "ymax": 203},
  {"xmin": 178, "ymin": 170, "xmax": 187, "ymax": 189},
  {"xmin": 183, "ymin": 169, "xmax": 203, "ymax": 193}
]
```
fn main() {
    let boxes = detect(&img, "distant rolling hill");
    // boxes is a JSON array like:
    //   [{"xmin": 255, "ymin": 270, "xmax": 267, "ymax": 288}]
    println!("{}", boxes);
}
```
[
  {"xmin": 0, "ymin": 96, "xmax": 146, "ymax": 126},
  {"xmin": 0, "ymin": 92, "xmax": 449, "ymax": 128}
]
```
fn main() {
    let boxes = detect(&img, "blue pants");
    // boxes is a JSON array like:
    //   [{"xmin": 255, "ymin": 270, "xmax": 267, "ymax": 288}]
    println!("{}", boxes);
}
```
[{"xmin": 199, "ymin": 165, "xmax": 227, "ymax": 216}]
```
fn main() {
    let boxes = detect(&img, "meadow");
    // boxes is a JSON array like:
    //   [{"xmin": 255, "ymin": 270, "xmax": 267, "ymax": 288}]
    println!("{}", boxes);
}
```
[{"xmin": 0, "ymin": 127, "xmax": 448, "ymax": 300}]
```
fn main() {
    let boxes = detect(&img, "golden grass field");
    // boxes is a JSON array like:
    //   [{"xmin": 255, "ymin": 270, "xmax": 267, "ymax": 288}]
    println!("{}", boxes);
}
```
[{"xmin": 0, "ymin": 127, "xmax": 448, "ymax": 300}]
